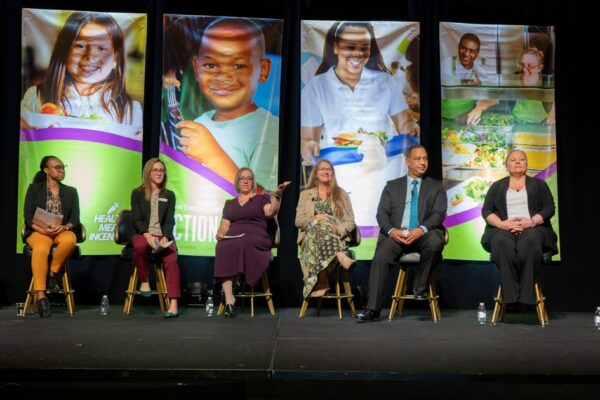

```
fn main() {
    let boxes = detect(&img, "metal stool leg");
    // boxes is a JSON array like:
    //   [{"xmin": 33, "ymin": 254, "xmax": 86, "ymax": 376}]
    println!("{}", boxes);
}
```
[
  {"xmin": 62, "ymin": 265, "xmax": 75, "ymax": 316},
  {"xmin": 261, "ymin": 273, "xmax": 276, "ymax": 316},
  {"xmin": 388, "ymin": 266, "xmax": 405, "ymax": 320},
  {"xmin": 341, "ymin": 269, "xmax": 356, "ymax": 317},
  {"xmin": 23, "ymin": 277, "xmax": 35, "ymax": 315},
  {"xmin": 491, "ymin": 285, "xmax": 503, "ymax": 325},
  {"xmin": 155, "ymin": 265, "xmax": 169, "ymax": 312}
]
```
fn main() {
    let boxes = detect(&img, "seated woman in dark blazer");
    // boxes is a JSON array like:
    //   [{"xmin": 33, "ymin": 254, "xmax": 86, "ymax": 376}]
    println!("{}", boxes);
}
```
[
  {"xmin": 481, "ymin": 149, "xmax": 558, "ymax": 305},
  {"xmin": 23, "ymin": 155, "xmax": 81, "ymax": 318},
  {"xmin": 131, "ymin": 158, "xmax": 180, "ymax": 317}
]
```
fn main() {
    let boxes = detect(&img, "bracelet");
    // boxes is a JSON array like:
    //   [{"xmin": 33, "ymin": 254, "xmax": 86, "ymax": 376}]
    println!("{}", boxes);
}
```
[{"xmin": 274, "ymin": 193, "xmax": 282, "ymax": 200}]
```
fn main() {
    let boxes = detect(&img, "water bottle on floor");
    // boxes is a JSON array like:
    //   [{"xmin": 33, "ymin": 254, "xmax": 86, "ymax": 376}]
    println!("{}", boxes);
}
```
[
  {"xmin": 100, "ymin": 295, "xmax": 109, "ymax": 316},
  {"xmin": 595, "ymin": 307, "xmax": 600, "ymax": 329},
  {"xmin": 206, "ymin": 290, "xmax": 214, "ymax": 317},
  {"xmin": 477, "ymin": 302, "xmax": 486, "ymax": 325}
]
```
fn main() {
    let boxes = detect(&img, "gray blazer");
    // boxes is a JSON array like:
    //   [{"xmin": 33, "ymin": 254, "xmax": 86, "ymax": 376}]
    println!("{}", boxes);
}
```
[{"xmin": 376, "ymin": 176, "xmax": 447, "ymax": 240}]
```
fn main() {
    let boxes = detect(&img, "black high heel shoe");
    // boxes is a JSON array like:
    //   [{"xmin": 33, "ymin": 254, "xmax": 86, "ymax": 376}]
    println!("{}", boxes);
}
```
[
  {"xmin": 47, "ymin": 274, "xmax": 61, "ymax": 292},
  {"xmin": 224, "ymin": 304, "xmax": 236, "ymax": 318},
  {"xmin": 37, "ymin": 297, "xmax": 52, "ymax": 318}
]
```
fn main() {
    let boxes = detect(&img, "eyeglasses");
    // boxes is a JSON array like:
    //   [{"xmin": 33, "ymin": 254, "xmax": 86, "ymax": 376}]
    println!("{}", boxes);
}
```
[
  {"xmin": 238, "ymin": 176, "xmax": 254, "ymax": 181},
  {"xmin": 151, "ymin": 168, "xmax": 166, "ymax": 174},
  {"xmin": 51, "ymin": 165, "xmax": 67, "ymax": 171},
  {"xmin": 518, "ymin": 63, "xmax": 541, "ymax": 71},
  {"xmin": 317, "ymin": 168, "xmax": 333, "ymax": 172}
]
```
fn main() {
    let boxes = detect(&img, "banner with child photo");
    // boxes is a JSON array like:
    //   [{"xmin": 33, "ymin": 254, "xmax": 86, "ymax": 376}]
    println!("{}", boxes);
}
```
[
  {"xmin": 439, "ymin": 22, "xmax": 559, "ymax": 260},
  {"xmin": 18, "ymin": 9, "xmax": 147, "ymax": 254},
  {"xmin": 160, "ymin": 15, "xmax": 282, "ymax": 256},
  {"xmin": 300, "ymin": 20, "xmax": 420, "ymax": 259}
]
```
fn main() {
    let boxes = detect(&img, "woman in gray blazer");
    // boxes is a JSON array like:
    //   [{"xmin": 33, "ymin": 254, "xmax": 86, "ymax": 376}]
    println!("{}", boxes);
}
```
[{"xmin": 295, "ymin": 160, "xmax": 356, "ymax": 298}]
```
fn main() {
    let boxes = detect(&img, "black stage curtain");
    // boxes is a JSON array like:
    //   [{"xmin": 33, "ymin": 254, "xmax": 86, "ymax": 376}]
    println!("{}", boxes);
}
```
[{"xmin": 1, "ymin": 0, "xmax": 590, "ymax": 311}]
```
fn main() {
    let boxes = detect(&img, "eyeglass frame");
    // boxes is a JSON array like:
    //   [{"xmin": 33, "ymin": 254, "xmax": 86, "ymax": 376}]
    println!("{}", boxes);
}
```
[{"xmin": 517, "ymin": 62, "xmax": 542, "ymax": 72}]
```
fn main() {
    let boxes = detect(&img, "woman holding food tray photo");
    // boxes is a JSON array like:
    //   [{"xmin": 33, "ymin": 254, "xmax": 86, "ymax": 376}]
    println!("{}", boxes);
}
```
[{"xmin": 301, "ymin": 20, "xmax": 420, "ymax": 229}]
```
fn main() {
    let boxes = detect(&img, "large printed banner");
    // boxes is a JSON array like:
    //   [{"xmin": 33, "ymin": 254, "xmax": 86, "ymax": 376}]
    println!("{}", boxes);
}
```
[
  {"xmin": 440, "ymin": 22, "xmax": 559, "ymax": 260},
  {"xmin": 160, "ymin": 15, "xmax": 282, "ymax": 256},
  {"xmin": 18, "ymin": 9, "xmax": 147, "ymax": 254},
  {"xmin": 301, "ymin": 20, "xmax": 420, "ymax": 259}
]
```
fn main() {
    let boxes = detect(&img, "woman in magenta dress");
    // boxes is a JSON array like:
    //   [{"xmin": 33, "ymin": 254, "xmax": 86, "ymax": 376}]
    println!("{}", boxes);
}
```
[{"xmin": 214, "ymin": 167, "xmax": 290, "ymax": 317}]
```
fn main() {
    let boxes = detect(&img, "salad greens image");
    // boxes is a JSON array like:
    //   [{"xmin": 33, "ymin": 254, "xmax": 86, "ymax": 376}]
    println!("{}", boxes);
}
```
[
  {"xmin": 464, "ymin": 179, "xmax": 491, "ymax": 203},
  {"xmin": 478, "ymin": 112, "xmax": 514, "ymax": 127}
]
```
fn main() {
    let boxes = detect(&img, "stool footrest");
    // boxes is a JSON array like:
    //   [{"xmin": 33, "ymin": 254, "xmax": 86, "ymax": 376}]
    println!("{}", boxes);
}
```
[
  {"xmin": 125, "ymin": 290, "xmax": 167, "ymax": 295},
  {"xmin": 392, "ymin": 294, "xmax": 438, "ymax": 301},
  {"xmin": 235, "ymin": 292, "xmax": 272, "ymax": 298}
]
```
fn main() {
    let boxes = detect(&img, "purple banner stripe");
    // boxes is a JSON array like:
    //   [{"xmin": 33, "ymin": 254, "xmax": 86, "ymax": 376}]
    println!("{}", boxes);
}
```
[
  {"xmin": 20, "ymin": 128, "xmax": 142, "ymax": 152},
  {"xmin": 160, "ymin": 143, "xmax": 237, "ymax": 196},
  {"xmin": 444, "ymin": 206, "xmax": 483, "ymax": 227},
  {"xmin": 444, "ymin": 162, "xmax": 558, "ymax": 227},
  {"xmin": 534, "ymin": 162, "xmax": 557, "ymax": 180},
  {"xmin": 359, "ymin": 226, "xmax": 380, "ymax": 238}
]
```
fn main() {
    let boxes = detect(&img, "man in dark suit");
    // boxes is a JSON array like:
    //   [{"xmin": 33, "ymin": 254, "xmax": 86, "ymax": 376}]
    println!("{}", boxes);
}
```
[{"xmin": 356, "ymin": 145, "xmax": 447, "ymax": 322}]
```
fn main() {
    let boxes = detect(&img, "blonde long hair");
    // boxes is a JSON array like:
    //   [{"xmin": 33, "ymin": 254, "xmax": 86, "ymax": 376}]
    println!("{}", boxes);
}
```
[
  {"xmin": 305, "ymin": 160, "xmax": 347, "ymax": 219},
  {"xmin": 136, "ymin": 158, "xmax": 167, "ymax": 200}
]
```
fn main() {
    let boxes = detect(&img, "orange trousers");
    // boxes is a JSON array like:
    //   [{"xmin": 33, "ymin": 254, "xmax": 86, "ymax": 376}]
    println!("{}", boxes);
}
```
[{"xmin": 26, "ymin": 231, "xmax": 77, "ymax": 291}]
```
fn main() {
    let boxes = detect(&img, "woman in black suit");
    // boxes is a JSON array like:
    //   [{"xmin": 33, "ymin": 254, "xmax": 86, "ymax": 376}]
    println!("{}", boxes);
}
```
[
  {"xmin": 23, "ymin": 155, "xmax": 81, "ymax": 318},
  {"xmin": 481, "ymin": 149, "xmax": 558, "ymax": 305},
  {"xmin": 131, "ymin": 158, "xmax": 180, "ymax": 317}
]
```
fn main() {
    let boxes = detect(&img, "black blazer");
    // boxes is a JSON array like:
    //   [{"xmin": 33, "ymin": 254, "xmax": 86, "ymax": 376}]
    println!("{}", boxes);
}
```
[
  {"xmin": 481, "ymin": 175, "xmax": 558, "ymax": 254},
  {"xmin": 23, "ymin": 181, "xmax": 81, "ymax": 241},
  {"xmin": 130, "ymin": 189, "xmax": 176, "ymax": 241},
  {"xmin": 376, "ymin": 176, "xmax": 447, "ymax": 241}
]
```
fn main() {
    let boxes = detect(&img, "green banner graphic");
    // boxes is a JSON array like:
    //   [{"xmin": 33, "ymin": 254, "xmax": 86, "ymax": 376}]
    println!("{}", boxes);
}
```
[
  {"xmin": 439, "ymin": 22, "xmax": 559, "ymax": 260},
  {"xmin": 18, "ymin": 9, "xmax": 147, "ymax": 255},
  {"xmin": 159, "ymin": 15, "xmax": 283, "ymax": 256}
]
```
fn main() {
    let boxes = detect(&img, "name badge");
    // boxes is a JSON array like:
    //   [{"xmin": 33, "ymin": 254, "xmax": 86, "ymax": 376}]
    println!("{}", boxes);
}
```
[{"xmin": 159, "ymin": 197, "xmax": 168, "ymax": 202}]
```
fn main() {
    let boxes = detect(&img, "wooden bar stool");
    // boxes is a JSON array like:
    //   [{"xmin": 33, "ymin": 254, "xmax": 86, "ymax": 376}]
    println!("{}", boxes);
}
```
[
  {"xmin": 217, "ymin": 272, "xmax": 275, "ymax": 317},
  {"xmin": 490, "ymin": 251, "xmax": 553, "ymax": 327},
  {"xmin": 299, "ymin": 262, "xmax": 356, "ymax": 319},
  {"xmin": 115, "ymin": 209, "xmax": 170, "ymax": 315},
  {"xmin": 387, "ymin": 253, "xmax": 441, "ymax": 322},
  {"xmin": 216, "ymin": 219, "xmax": 279, "ymax": 317},
  {"xmin": 122, "ymin": 264, "xmax": 169, "ymax": 314},
  {"xmin": 491, "ymin": 277, "xmax": 549, "ymax": 327},
  {"xmin": 22, "ymin": 225, "xmax": 85, "ymax": 316},
  {"xmin": 299, "ymin": 227, "xmax": 360, "ymax": 320},
  {"xmin": 23, "ymin": 261, "xmax": 76, "ymax": 316},
  {"xmin": 388, "ymin": 227, "xmax": 448, "ymax": 323}
]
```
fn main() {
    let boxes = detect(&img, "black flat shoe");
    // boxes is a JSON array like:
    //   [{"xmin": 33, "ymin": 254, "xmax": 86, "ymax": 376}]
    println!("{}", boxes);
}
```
[
  {"xmin": 37, "ymin": 297, "xmax": 52, "ymax": 318},
  {"xmin": 224, "ymin": 304, "xmax": 236, "ymax": 318},
  {"xmin": 355, "ymin": 309, "xmax": 380, "ymax": 323},
  {"xmin": 413, "ymin": 291, "xmax": 428, "ymax": 301},
  {"xmin": 47, "ymin": 274, "xmax": 60, "ymax": 292}
]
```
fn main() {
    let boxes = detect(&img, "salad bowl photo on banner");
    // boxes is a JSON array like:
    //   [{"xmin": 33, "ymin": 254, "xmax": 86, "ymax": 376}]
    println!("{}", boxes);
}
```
[
  {"xmin": 160, "ymin": 15, "xmax": 283, "ymax": 256},
  {"xmin": 301, "ymin": 20, "xmax": 420, "ymax": 259},
  {"xmin": 18, "ymin": 9, "xmax": 147, "ymax": 254},
  {"xmin": 439, "ymin": 22, "xmax": 559, "ymax": 260}
]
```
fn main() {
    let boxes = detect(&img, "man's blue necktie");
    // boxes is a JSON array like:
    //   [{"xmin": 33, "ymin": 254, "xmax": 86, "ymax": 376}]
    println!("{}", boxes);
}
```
[{"xmin": 409, "ymin": 180, "xmax": 419, "ymax": 230}]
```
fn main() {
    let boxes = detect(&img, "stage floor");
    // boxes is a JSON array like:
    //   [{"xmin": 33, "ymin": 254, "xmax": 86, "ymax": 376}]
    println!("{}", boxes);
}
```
[{"xmin": 2, "ymin": 305, "xmax": 600, "ymax": 398}]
